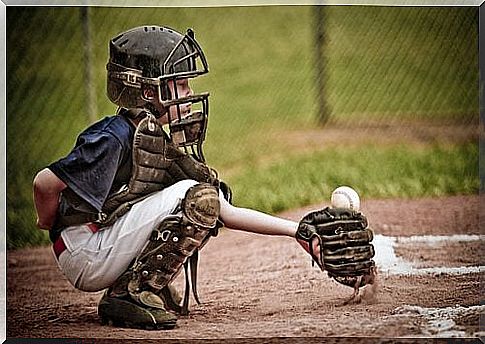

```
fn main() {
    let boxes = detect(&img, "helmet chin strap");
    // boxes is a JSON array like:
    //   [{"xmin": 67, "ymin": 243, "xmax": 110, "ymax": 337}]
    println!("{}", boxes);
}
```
[{"xmin": 144, "ymin": 102, "xmax": 167, "ymax": 119}]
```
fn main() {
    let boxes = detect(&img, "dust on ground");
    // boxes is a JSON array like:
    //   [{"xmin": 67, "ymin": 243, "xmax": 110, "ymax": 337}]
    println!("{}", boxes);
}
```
[{"xmin": 6, "ymin": 194, "xmax": 482, "ymax": 340}]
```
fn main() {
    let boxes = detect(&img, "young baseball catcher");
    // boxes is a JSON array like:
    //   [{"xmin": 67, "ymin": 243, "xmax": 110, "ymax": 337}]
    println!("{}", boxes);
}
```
[{"xmin": 33, "ymin": 25, "xmax": 375, "ymax": 330}]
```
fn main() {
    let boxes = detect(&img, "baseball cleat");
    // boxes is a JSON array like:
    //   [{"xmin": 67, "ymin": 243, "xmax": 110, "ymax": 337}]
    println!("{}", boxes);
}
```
[{"xmin": 98, "ymin": 290, "xmax": 177, "ymax": 330}]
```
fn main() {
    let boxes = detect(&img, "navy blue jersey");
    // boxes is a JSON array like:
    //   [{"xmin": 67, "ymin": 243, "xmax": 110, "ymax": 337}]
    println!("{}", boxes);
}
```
[{"xmin": 48, "ymin": 113, "xmax": 135, "ymax": 240}]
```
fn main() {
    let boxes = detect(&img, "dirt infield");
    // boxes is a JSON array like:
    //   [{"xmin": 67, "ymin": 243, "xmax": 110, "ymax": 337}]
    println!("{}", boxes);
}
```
[{"xmin": 6, "ymin": 195, "xmax": 483, "ymax": 340}]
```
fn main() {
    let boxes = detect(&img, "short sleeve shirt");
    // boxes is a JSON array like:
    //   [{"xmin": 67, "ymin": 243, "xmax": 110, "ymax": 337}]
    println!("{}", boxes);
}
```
[{"xmin": 49, "ymin": 114, "xmax": 135, "ymax": 213}]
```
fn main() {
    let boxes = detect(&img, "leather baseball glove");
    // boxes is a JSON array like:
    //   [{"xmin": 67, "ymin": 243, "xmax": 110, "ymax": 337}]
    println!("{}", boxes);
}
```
[{"xmin": 296, "ymin": 207, "xmax": 375, "ymax": 291}]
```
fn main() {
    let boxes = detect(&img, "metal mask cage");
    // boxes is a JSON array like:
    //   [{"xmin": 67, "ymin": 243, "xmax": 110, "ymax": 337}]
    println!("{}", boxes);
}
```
[
  {"xmin": 165, "ymin": 92, "xmax": 210, "ymax": 163},
  {"xmin": 160, "ymin": 28, "xmax": 209, "ymax": 81},
  {"xmin": 160, "ymin": 30, "xmax": 210, "ymax": 162}
]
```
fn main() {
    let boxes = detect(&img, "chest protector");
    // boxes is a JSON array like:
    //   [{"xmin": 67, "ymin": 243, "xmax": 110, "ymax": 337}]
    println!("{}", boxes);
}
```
[{"xmin": 102, "ymin": 113, "xmax": 218, "ymax": 225}]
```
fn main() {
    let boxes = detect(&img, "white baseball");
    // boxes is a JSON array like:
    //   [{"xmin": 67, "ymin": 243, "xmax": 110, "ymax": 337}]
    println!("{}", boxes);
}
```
[{"xmin": 331, "ymin": 186, "xmax": 360, "ymax": 211}]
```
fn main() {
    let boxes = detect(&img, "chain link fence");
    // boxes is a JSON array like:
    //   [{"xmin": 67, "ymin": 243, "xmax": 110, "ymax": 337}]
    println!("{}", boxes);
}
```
[
  {"xmin": 6, "ymin": 6, "xmax": 478, "ymax": 248},
  {"xmin": 320, "ymin": 6, "xmax": 478, "ymax": 124}
]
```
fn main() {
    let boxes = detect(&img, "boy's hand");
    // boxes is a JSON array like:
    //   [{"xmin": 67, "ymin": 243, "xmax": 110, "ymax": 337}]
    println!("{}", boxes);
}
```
[{"xmin": 296, "ymin": 236, "xmax": 323, "ymax": 266}]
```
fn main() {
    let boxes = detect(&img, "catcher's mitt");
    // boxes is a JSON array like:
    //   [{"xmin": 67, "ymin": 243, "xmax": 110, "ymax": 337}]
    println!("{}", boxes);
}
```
[{"xmin": 296, "ymin": 207, "xmax": 375, "ymax": 289}]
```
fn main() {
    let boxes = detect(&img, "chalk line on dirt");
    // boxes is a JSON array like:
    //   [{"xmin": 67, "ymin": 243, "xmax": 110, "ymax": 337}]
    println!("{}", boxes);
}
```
[
  {"xmin": 373, "ymin": 234, "xmax": 484, "ymax": 276},
  {"xmin": 394, "ymin": 234, "xmax": 483, "ymax": 245},
  {"xmin": 390, "ymin": 304, "xmax": 485, "ymax": 337}
]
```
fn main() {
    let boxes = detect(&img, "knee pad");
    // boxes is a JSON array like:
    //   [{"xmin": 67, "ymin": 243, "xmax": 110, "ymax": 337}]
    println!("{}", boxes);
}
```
[{"xmin": 182, "ymin": 183, "xmax": 220, "ymax": 229}]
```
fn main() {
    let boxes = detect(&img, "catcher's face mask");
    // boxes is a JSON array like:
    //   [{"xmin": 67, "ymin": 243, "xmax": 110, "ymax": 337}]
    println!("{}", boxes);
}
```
[
  {"xmin": 161, "ymin": 77, "xmax": 209, "ymax": 162},
  {"xmin": 107, "ymin": 26, "xmax": 210, "ymax": 162}
]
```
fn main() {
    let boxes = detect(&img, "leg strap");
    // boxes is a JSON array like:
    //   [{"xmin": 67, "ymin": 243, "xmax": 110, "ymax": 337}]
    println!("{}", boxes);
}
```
[{"xmin": 180, "ymin": 248, "xmax": 202, "ymax": 315}]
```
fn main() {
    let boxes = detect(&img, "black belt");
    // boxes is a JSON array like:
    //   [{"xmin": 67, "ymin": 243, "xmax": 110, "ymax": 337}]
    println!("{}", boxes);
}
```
[{"xmin": 55, "ymin": 212, "xmax": 107, "ymax": 228}]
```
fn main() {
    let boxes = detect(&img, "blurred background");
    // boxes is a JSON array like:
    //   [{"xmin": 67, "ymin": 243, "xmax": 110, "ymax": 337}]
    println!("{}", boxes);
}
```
[{"xmin": 6, "ymin": 6, "xmax": 479, "ymax": 248}]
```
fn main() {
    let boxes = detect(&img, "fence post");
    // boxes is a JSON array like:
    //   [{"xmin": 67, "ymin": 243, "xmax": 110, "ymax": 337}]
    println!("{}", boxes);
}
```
[
  {"xmin": 80, "ymin": 7, "xmax": 97, "ymax": 123},
  {"xmin": 314, "ymin": 5, "xmax": 330, "ymax": 125}
]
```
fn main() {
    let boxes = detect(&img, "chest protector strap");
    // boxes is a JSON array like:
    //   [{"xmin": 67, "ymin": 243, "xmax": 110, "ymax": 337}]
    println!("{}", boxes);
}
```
[{"xmin": 101, "ymin": 113, "xmax": 218, "ymax": 225}]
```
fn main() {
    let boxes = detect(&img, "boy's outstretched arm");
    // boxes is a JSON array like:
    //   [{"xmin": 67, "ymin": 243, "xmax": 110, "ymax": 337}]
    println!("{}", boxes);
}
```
[
  {"xmin": 219, "ymin": 194, "xmax": 297, "ymax": 237},
  {"xmin": 33, "ymin": 168, "xmax": 67, "ymax": 230},
  {"xmin": 218, "ymin": 194, "xmax": 319, "ymax": 256}
]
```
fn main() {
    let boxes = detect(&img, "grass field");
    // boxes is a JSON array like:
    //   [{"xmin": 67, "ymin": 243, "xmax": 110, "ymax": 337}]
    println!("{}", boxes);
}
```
[
  {"xmin": 230, "ymin": 143, "xmax": 478, "ymax": 214},
  {"xmin": 6, "ymin": 6, "xmax": 479, "ymax": 249}
]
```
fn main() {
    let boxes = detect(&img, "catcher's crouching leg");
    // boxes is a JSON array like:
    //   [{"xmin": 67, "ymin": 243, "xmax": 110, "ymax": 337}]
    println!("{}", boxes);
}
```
[{"xmin": 98, "ymin": 183, "xmax": 220, "ymax": 330}]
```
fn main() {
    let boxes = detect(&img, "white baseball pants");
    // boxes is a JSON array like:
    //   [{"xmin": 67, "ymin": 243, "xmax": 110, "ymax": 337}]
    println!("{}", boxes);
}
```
[{"xmin": 54, "ymin": 179, "xmax": 199, "ymax": 292}]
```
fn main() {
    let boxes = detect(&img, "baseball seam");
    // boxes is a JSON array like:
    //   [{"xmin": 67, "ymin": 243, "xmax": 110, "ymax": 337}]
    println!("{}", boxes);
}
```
[{"xmin": 333, "ymin": 190, "xmax": 354, "ymax": 209}]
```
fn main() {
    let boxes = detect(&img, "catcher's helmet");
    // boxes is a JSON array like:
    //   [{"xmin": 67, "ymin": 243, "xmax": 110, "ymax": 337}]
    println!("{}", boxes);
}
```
[{"xmin": 107, "ymin": 25, "xmax": 210, "ymax": 161}]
